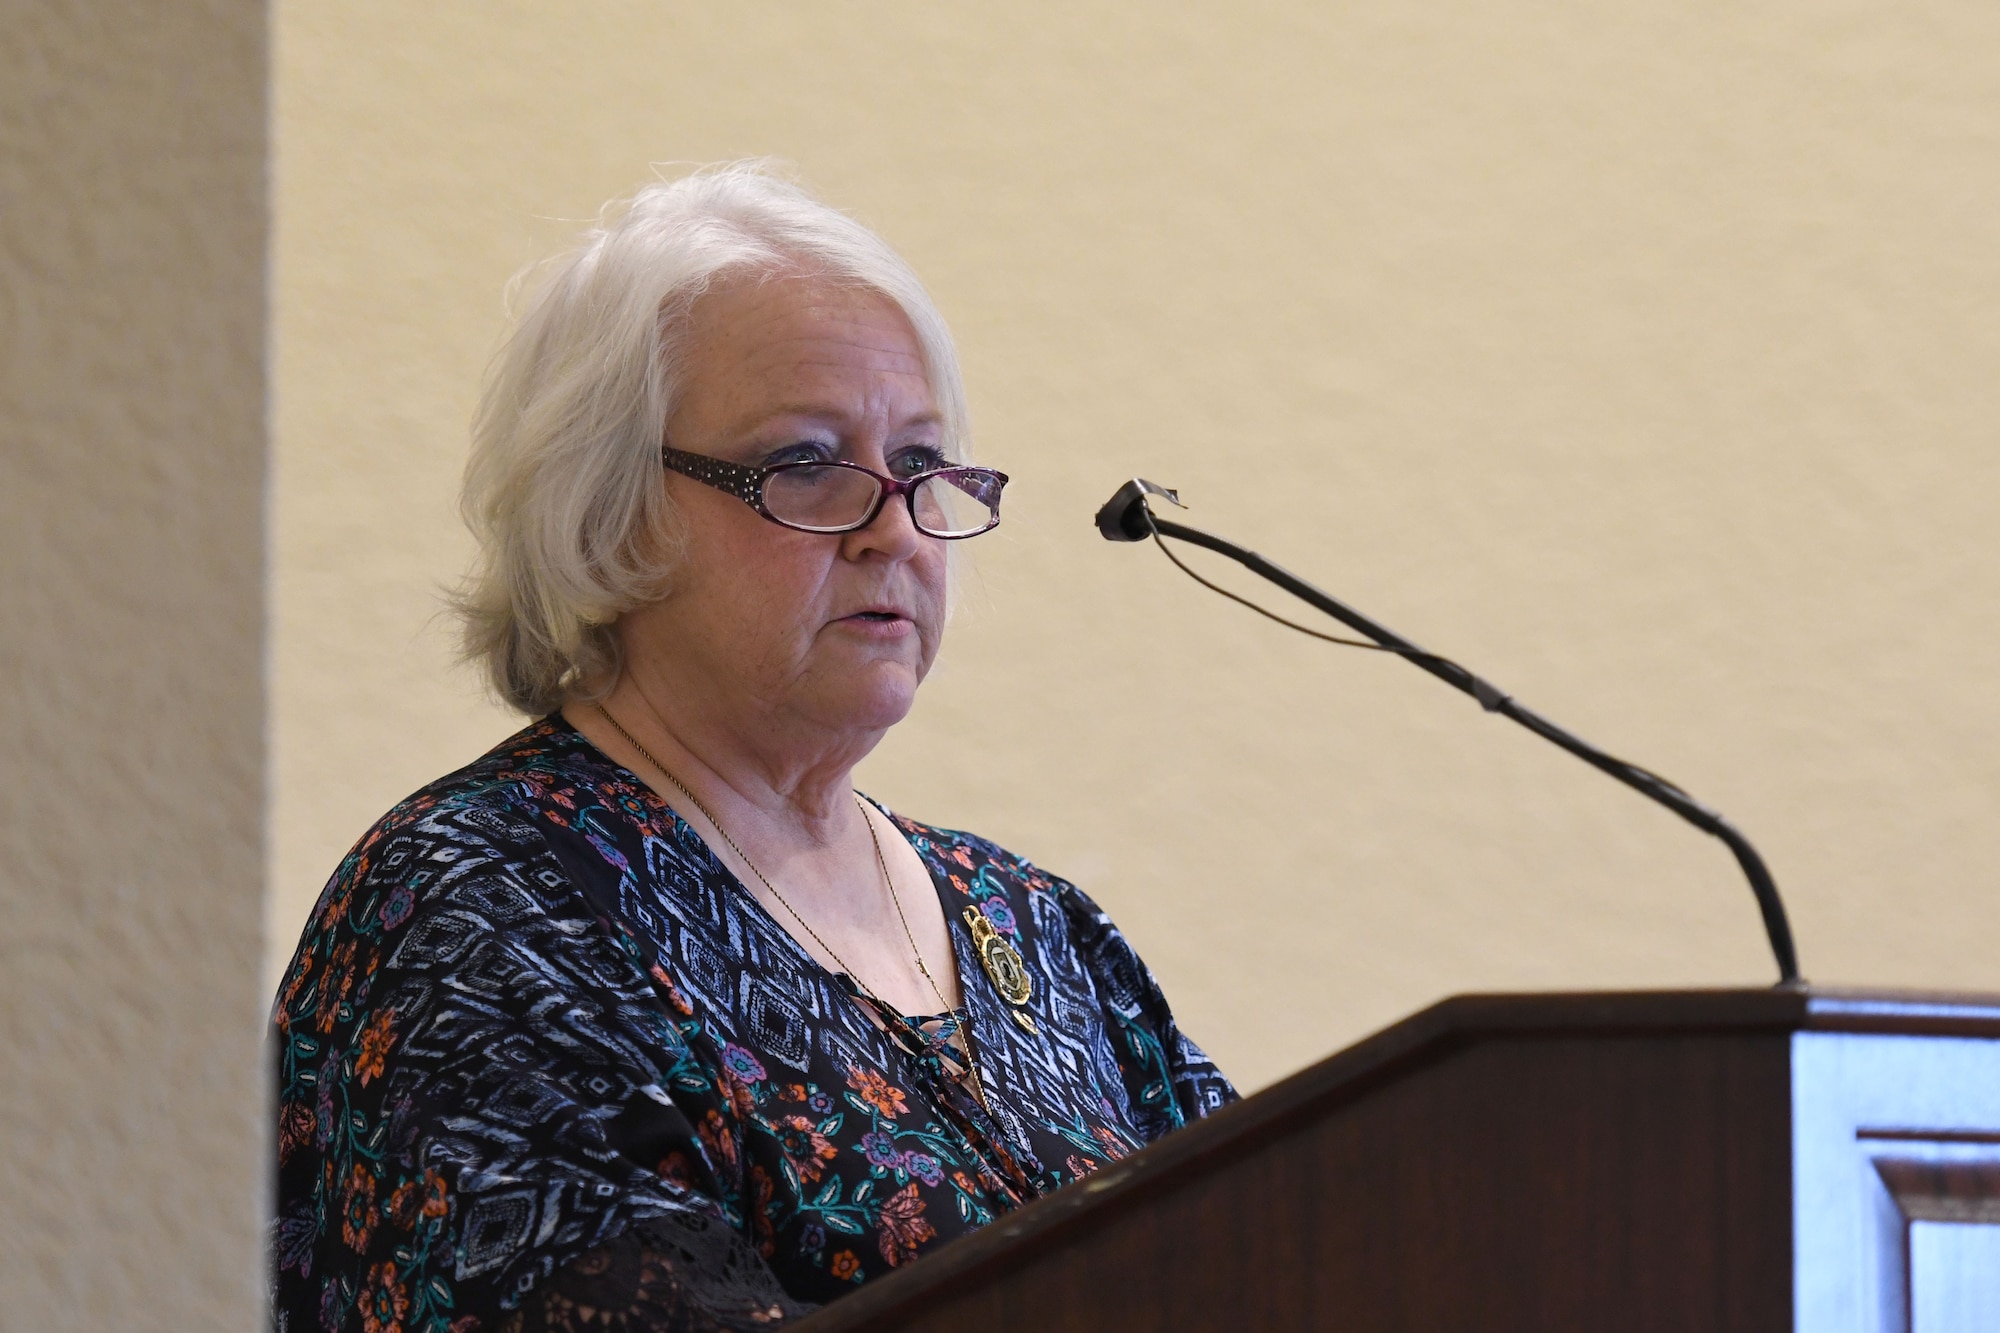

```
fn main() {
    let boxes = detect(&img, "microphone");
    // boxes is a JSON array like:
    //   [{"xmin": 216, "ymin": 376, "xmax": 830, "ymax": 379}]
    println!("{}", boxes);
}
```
[
  {"xmin": 1095, "ymin": 478, "xmax": 1803, "ymax": 987},
  {"xmin": 1096, "ymin": 478, "xmax": 1180, "ymax": 542}
]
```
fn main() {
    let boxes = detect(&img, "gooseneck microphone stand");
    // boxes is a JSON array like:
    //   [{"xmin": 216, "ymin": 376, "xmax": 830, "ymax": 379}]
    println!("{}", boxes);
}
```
[{"xmin": 1096, "ymin": 478, "xmax": 1803, "ymax": 987}]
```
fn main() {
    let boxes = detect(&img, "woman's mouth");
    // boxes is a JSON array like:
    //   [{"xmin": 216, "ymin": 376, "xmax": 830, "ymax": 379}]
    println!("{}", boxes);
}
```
[{"xmin": 836, "ymin": 608, "xmax": 914, "ymax": 637}]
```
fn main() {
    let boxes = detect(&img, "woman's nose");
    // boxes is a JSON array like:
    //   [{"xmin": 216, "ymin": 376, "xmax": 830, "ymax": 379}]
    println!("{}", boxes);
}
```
[{"xmin": 845, "ymin": 484, "xmax": 925, "ymax": 559}]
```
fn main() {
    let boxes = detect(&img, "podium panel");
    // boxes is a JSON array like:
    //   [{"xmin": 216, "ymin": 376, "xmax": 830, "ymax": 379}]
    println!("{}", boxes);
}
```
[
  {"xmin": 796, "ymin": 991, "xmax": 2000, "ymax": 1333},
  {"xmin": 1792, "ymin": 1018, "xmax": 2000, "ymax": 1332}
]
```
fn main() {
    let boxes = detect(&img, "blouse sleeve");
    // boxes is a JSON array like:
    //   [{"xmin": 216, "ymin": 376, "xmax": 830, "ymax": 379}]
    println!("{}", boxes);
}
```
[
  {"xmin": 271, "ymin": 791, "xmax": 815, "ymax": 1332},
  {"xmin": 1055, "ymin": 881, "xmax": 1239, "ymax": 1139}
]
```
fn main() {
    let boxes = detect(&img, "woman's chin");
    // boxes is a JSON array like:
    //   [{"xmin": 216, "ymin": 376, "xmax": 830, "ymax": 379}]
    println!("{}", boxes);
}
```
[{"xmin": 807, "ymin": 664, "xmax": 922, "ymax": 735}]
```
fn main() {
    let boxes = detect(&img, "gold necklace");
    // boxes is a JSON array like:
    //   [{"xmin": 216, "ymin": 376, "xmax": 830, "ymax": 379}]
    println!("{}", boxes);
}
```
[{"xmin": 596, "ymin": 703, "xmax": 991, "ymax": 1107}]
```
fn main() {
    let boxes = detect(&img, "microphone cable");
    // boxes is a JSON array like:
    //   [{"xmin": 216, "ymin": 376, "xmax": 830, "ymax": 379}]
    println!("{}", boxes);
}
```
[
  {"xmin": 1105, "ymin": 480, "xmax": 1800, "ymax": 984},
  {"xmin": 1137, "ymin": 508, "xmax": 1702, "ymax": 802}
]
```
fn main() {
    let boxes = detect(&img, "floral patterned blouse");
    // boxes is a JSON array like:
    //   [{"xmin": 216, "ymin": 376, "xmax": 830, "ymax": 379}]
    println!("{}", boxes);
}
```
[{"xmin": 271, "ymin": 718, "xmax": 1235, "ymax": 1332}]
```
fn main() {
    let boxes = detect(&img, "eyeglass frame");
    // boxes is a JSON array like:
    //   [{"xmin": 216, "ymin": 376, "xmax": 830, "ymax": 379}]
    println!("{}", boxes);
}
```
[{"xmin": 660, "ymin": 444, "xmax": 1009, "ymax": 539}]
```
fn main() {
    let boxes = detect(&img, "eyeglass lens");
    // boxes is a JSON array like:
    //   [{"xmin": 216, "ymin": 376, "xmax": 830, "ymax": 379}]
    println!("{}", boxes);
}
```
[{"xmin": 762, "ymin": 466, "xmax": 1000, "ymax": 537}]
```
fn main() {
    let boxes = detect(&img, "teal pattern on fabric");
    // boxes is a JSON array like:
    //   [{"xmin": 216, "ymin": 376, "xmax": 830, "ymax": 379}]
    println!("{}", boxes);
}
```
[{"xmin": 271, "ymin": 718, "xmax": 1233, "ymax": 1332}]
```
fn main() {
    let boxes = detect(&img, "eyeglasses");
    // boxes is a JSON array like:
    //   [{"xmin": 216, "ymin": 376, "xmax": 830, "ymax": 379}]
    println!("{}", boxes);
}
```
[{"xmin": 661, "ymin": 445, "xmax": 1009, "ymax": 540}]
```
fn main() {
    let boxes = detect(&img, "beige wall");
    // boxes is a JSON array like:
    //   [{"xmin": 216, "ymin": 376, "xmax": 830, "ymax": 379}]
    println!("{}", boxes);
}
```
[
  {"xmin": 274, "ymin": 2, "xmax": 2000, "ymax": 1092},
  {"xmin": 0, "ymin": 0, "xmax": 268, "ymax": 1326}
]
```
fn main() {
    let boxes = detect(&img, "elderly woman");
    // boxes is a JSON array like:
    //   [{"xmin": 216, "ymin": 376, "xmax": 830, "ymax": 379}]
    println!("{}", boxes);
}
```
[{"xmin": 272, "ymin": 164, "xmax": 1234, "ymax": 1333}]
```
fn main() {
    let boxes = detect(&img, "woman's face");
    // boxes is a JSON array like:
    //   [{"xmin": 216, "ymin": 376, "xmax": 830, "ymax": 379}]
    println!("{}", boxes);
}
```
[{"xmin": 626, "ymin": 272, "xmax": 950, "ymax": 748}]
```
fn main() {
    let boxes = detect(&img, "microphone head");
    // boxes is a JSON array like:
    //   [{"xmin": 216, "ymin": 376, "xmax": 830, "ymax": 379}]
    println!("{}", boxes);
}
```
[{"xmin": 1094, "ymin": 478, "xmax": 1182, "ymax": 541}]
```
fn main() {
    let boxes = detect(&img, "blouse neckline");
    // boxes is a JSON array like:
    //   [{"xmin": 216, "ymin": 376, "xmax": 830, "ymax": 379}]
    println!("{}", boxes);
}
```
[
  {"xmin": 543, "ymin": 716, "xmax": 1037, "ymax": 1193},
  {"xmin": 544, "ymin": 715, "xmax": 984, "ymax": 1032}
]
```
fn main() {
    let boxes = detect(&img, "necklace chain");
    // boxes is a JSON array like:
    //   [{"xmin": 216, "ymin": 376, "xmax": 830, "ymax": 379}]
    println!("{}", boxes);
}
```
[{"xmin": 595, "ymin": 703, "xmax": 988, "ymax": 1106}]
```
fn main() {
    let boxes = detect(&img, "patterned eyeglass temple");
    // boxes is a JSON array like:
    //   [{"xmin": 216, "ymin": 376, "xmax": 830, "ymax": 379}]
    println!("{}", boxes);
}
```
[
  {"xmin": 661, "ymin": 446, "xmax": 769, "ymax": 507},
  {"xmin": 660, "ymin": 444, "xmax": 1008, "ymax": 539}
]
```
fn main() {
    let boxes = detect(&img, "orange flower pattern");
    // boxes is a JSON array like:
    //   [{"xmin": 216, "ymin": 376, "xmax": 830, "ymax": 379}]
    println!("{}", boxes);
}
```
[
  {"xmin": 844, "ymin": 1066, "xmax": 909, "ymax": 1119},
  {"xmin": 771, "ymin": 1115, "xmax": 839, "ymax": 1185},
  {"xmin": 354, "ymin": 1005, "xmax": 397, "ymax": 1085},
  {"xmin": 358, "ymin": 1259, "xmax": 409, "ymax": 1333},
  {"xmin": 875, "ymin": 1184, "xmax": 937, "ymax": 1267},
  {"xmin": 272, "ymin": 718, "xmax": 1233, "ymax": 1330},
  {"xmin": 340, "ymin": 1164, "xmax": 377, "ymax": 1252}
]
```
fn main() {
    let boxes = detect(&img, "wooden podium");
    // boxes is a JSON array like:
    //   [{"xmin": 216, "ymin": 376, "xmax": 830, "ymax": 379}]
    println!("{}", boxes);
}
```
[{"xmin": 797, "ymin": 990, "xmax": 2000, "ymax": 1332}]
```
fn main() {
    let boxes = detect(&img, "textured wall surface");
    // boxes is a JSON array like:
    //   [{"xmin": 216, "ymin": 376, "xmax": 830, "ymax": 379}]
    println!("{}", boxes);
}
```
[
  {"xmin": 0, "ymin": 1, "xmax": 268, "ymax": 1327},
  {"xmin": 273, "ymin": 1, "xmax": 2000, "ymax": 1091}
]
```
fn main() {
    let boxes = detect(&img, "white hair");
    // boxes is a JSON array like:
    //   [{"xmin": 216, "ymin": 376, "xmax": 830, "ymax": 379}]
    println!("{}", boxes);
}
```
[{"xmin": 455, "ymin": 161, "xmax": 970, "ymax": 716}]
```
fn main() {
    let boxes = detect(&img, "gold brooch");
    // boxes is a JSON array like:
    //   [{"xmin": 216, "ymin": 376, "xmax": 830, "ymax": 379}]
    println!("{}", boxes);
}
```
[{"xmin": 963, "ymin": 908, "xmax": 1033, "ymax": 1007}]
